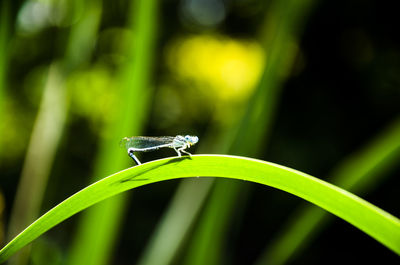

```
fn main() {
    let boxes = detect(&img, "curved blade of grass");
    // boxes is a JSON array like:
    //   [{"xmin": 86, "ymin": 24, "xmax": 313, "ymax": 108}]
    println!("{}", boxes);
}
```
[
  {"xmin": 255, "ymin": 116, "xmax": 400, "ymax": 265},
  {"xmin": 0, "ymin": 155, "xmax": 399, "ymax": 263}
]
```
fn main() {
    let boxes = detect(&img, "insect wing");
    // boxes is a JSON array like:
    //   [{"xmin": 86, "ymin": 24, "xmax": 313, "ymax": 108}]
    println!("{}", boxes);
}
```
[{"xmin": 120, "ymin": 136, "xmax": 175, "ymax": 150}]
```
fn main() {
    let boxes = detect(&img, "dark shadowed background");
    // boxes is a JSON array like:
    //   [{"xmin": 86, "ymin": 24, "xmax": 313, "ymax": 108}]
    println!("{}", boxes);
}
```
[{"xmin": 1, "ymin": 0, "xmax": 399, "ymax": 264}]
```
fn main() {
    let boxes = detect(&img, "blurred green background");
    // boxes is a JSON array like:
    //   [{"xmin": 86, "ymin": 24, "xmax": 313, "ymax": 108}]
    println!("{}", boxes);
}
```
[{"xmin": 1, "ymin": 0, "xmax": 399, "ymax": 264}]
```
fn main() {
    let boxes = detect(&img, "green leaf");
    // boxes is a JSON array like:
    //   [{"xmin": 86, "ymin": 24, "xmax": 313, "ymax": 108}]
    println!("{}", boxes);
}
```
[
  {"xmin": 0, "ymin": 155, "xmax": 399, "ymax": 263},
  {"xmin": 255, "ymin": 117, "xmax": 400, "ymax": 265}
]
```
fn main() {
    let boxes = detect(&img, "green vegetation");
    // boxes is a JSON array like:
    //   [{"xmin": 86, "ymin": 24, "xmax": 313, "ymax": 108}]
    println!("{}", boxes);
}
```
[
  {"xmin": 66, "ymin": 1, "xmax": 158, "ymax": 265},
  {"xmin": 1, "ymin": 155, "xmax": 399, "ymax": 263},
  {"xmin": 1, "ymin": 0, "xmax": 399, "ymax": 264}
]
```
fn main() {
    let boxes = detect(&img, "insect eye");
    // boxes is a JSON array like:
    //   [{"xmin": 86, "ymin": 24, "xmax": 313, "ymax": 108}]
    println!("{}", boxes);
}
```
[{"xmin": 185, "ymin": 135, "xmax": 190, "ymax": 140}]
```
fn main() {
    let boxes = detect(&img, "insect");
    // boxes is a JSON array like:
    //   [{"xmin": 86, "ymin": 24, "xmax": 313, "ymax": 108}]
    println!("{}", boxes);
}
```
[{"xmin": 120, "ymin": 135, "xmax": 199, "ymax": 164}]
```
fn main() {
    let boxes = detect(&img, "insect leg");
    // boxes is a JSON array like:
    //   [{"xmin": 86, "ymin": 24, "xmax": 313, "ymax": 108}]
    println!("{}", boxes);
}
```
[
  {"xmin": 128, "ymin": 148, "xmax": 142, "ymax": 165},
  {"xmin": 173, "ymin": 147, "xmax": 182, "ymax": 157},
  {"xmin": 178, "ymin": 146, "xmax": 192, "ymax": 156}
]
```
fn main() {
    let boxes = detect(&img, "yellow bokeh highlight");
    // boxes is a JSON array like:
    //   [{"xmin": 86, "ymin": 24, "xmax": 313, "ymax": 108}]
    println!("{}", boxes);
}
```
[
  {"xmin": 167, "ymin": 34, "xmax": 265, "ymax": 102},
  {"xmin": 67, "ymin": 64, "xmax": 117, "ymax": 133}
]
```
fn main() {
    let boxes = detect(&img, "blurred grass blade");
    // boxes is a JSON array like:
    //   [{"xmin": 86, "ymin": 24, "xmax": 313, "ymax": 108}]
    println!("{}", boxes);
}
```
[
  {"xmin": 0, "ymin": 0, "xmax": 10, "ymax": 151},
  {"xmin": 7, "ymin": 65, "xmax": 67, "ymax": 265},
  {"xmin": 63, "ymin": 0, "xmax": 102, "ymax": 72},
  {"xmin": 7, "ymin": 1, "xmax": 102, "ymax": 264},
  {"xmin": 136, "ymin": 179, "xmax": 214, "ymax": 265},
  {"xmin": 8, "ymin": 66, "xmax": 66, "ymax": 238},
  {"xmin": 183, "ymin": 1, "xmax": 316, "ymax": 265},
  {"xmin": 138, "ymin": 1, "xmax": 316, "ymax": 264},
  {"xmin": 66, "ymin": 1, "xmax": 158, "ymax": 265},
  {"xmin": 255, "ymin": 117, "xmax": 400, "ymax": 265},
  {"xmin": 0, "ymin": 155, "xmax": 399, "ymax": 264},
  {"xmin": 0, "ymin": 0, "xmax": 10, "ymax": 247}
]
